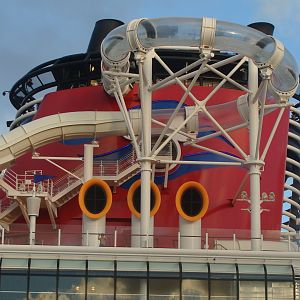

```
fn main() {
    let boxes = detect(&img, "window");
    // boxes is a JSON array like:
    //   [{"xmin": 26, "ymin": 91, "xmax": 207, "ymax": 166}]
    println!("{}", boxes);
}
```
[
  {"xmin": 29, "ymin": 259, "xmax": 57, "ymax": 299},
  {"xmin": 0, "ymin": 258, "xmax": 28, "ymax": 300},
  {"xmin": 58, "ymin": 260, "xmax": 86, "ymax": 299}
]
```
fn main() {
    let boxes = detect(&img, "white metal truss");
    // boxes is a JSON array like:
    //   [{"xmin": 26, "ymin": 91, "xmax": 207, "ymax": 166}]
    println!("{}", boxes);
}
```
[{"xmin": 102, "ymin": 40, "xmax": 296, "ymax": 251}]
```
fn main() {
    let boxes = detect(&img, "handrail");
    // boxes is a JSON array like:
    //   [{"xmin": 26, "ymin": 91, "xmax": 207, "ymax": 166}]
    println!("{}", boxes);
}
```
[{"xmin": 282, "ymin": 101, "xmax": 300, "ymax": 236}]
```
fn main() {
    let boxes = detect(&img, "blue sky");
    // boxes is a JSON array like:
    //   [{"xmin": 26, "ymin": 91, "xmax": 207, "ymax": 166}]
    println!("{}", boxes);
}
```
[{"xmin": 0, "ymin": 0, "xmax": 300, "ymax": 132}]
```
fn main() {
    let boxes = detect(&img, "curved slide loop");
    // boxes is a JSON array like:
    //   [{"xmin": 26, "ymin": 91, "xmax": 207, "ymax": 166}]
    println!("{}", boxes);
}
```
[
  {"xmin": 101, "ymin": 17, "xmax": 298, "ymax": 98},
  {"xmin": 0, "ymin": 111, "xmax": 129, "ymax": 171},
  {"xmin": 0, "ymin": 94, "xmax": 275, "ymax": 172}
]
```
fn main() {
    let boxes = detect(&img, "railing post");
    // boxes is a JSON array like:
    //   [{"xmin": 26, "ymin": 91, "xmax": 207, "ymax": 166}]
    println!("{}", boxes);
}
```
[
  {"xmin": 114, "ymin": 229, "xmax": 117, "ymax": 247},
  {"xmin": 51, "ymin": 181, "xmax": 54, "ymax": 196},
  {"xmin": 261, "ymin": 234, "xmax": 264, "ymax": 251},
  {"xmin": 58, "ymin": 229, "xmax": 61, "ymax": 246},
  {"xmin": 86, "ymin": 230, "xmax": 89, "ymax": 246},
  {"xmin": 233, "ymin": 233, "xmax": 236, "ymax": 250},
  {"xmin": 1, "ymin": 227, "xmax": 4, "ymax": 244},
  {"xmin": 178, "ymin": 231, "xmax": 181, "ymax": 249},
  {"xmin": 116, "ymin": 160, "xmax": 119, "ymax": 175},
  {"xmin": 205, "ymin": 232, "xmax": 209, "ymax": 249}
]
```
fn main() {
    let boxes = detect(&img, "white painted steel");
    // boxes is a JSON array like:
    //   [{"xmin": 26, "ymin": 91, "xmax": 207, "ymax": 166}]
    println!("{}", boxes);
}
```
[
  {"xmin": 248, "ymin": 60, "xmax": 262, "ymax": 251},
  {"xmin": 179, "ymin": 218, "xmax": 201, "ymax": 249},
  {"xmin": 139, "ymin": 53, "xmax": 153, "ymax": 248},
  {"xmin": 27, "ymin": 196, "xmax": 41, "ymax": 246},
  {"xmin": 82, "ymin": 143, "xmax": 106, "ymax": 247},
  {"xmin": 131, "ymin": 215, "xmax": 140, "ymax": 247},
  {"xmin": 101, "ymin": 17, "xmax": 298, "ymax": 97}
]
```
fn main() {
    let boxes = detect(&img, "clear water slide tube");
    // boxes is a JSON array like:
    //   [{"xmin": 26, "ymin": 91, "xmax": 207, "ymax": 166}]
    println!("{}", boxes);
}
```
[{"xmin": 101, "ymin": 17, "xmax": 298, "ymax": 98}]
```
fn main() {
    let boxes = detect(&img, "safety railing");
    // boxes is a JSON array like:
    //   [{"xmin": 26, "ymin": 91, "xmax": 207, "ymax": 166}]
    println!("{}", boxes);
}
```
[
  {"xmin": 0, "ymin": 147, "xmax": 139, "ymax": 212},
  {"xmin": 282, "ymin": 101, "xmax": 300, "ymax": 236},
  {"xmin": 0, "ymin": 168, "xmax": 51, "ymax": 193},
  {"xmin": 1, "ymin": 225, "xmax": 299, "ymax": 252}
]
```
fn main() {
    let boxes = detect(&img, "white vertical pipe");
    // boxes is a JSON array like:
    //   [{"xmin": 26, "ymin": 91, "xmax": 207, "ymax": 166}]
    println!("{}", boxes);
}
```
[
  {"xmin": 131, "ymin": 215, "xmax": 154, "ymax": 248},
  {"xmin": 29, "ymin": 216, "xmax": 37, "ymax": 245},
  {"xmin": 248, "ymin": 60, "xmax": 262, "ymax": 251},
  {"xmin": 114, "ymin": 229, "xmax": 117, "ymax": 247},
  {"xmin": 58, "ymin": 228, "xmax": 61, "ymax": 246},
  {"xmin": 27, "ymin": 196, "xmax": 41, "ymax": 245},
  {"xmin": 139, "ymin": 52, "xmax": 153, "ymax": 248},
  {"xmin": 148, "ymin": 217, "xmax": 154, "ymax": 248},
  {"xmin": 179, "ymin": 218, "xmax": 201, "ymax": 249},
  {"xmin": 233, "ymin": 233, "xmax": 236, "ymax": 250},
  {"xmin": 82, "ymin": 143, "xmax": 106, "ymax": 247},
  {"xmin": 131, "ymin": 215, "xmax": 141, "ymax": 248}
]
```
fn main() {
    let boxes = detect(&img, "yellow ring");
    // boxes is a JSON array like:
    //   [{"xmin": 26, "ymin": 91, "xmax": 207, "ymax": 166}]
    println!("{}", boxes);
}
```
[
  {"xmin": 175, "ymin": 181, "xmax": 209, "ymax": 222},
  {"xmin": 127, "ymin": 179, "xmax": 161, "ymax": 218},
  {"xmin": 79, "ymin": 178, "xmax": 112, "ymax": 219}
]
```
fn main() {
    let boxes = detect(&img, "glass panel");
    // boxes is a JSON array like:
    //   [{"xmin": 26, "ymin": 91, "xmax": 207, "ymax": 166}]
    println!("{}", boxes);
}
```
[
  {"xmin": 0, "ymin": 273, "xmax": 27, "ymax": 300},
  {"xmin": 266, "ymin": 265, "xmax": 293, "ymax": 275},
  {"xmin": 117, "ymin": 261, "xmax": 147, "ymax": 277},
  {"xmin": 58, "ymin": 275, "xmax": 85, "ymax": 299},
  {"xmin": 240, "ymin": 281, "xmax": 265, "ymax": 299},
  {"xmin": 267, "ymin": 281, "xmax": 294, "ymax": 299},
  {"xmin": 88, "ymin": 260, "xmax": 114, "ymax": 277},
  {"xmin": 1, "ymin": 258, "xmax": 28, "ymax": 268},
  {"xmin": 60, "ymin": 259, "xmax": 86, "ymax": 270},
  {"xmin": 182, "ymin": 263, "xmax": 208, "ymax": 279},
  {"xmin": 266, "ymin": 265, "xmax": 293, "ymax": 281},
  {"xmin": 88, "ymin": 260, "xmax": 114, "ymax": 271},
  {"xmin": 116, "ymin": 278, "xmax": 146, "ymax": 300},
  {"xmin": 182, "ymin": 263, "xmax": 208, "ymax": 273},
  {"xmin": 149, "ymin": 278, "xmax": 180, "ymax": 299},
  {"xmin": 239, "ymin": 264, "xmax": 265, "ymax": 280},
  {"xmin": 210, "ymin": 264, "xmax": 236, "ymax": 280},
  {"xmin": 182, "ymin": 279, "xmax": 208, "ymax": 299},
  {"xmin": 239, "ymin": 264, "xmax": 265, "ymax": 274},
  {"xmin": 149, "ymin": 262, "xmax": 179, "ymax": 278},
  {"xmin": 87, "ymin": 277, "xmax": 114, "ymax": 300},
  {"xmin": 31, "ymin": 259, "xmax": 57, "ymax": 269},
  {"xmin": 211, "ymin": 280, "xmax": 236, "ymax": 299},
  {"xmin": 29, "ymin": 273, "xmax": 56, "ymax": 298}
]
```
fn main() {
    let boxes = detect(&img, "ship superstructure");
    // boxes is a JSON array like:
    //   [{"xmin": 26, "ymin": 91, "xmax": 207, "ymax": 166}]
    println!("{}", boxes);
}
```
[{"xmin": 0, "ymin": 17, "xmax": 299, "ymax": 299}]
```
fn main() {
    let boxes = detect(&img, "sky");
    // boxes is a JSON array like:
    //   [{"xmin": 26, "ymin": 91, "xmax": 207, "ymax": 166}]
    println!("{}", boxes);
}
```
[{"xmin": 0, "ymin": 0, "xmax": 300, "ymax": 133}]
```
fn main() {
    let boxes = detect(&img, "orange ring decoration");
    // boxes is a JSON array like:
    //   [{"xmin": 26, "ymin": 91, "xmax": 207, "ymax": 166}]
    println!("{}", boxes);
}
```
[
  {"xmin": 175, "ymin": 181, "xmax": 209, "ymax": 222},
  {"xmin": 79, "ymin": 178, "xmax": 112, "ymax": 219},
  {"xmin": 127, "ymin": 179, "xmax": 161, "ymax": 218}
]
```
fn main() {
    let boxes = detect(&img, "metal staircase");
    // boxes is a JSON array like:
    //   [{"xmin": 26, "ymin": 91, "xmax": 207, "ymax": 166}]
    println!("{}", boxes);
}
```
[
  {"xmin": 0, "ymin": 148, "xmax": 141, "ymax": 228},
  {"xmin": 282, "ymin": 95, "xmax": 300, "ymax": 237}
]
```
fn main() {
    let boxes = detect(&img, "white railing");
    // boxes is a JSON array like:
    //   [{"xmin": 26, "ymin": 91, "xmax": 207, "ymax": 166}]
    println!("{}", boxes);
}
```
[
  {"xmin": 282, "ymin": 104, "xmax": 300, "ymax": 236},
  {"xmin": 0, "ymin": 147, "xmax": 139, "ymax": 212},
  {"xmin": 93, "ymin": 149, "xmax": 137, "ymax": 177},
  {"xmin": 1, "ymin": 169, "xmax": 51, "ymax": 194},
  {"xmin": 50, "ymin": 163, "xmax": 84, "ymax": 197}
]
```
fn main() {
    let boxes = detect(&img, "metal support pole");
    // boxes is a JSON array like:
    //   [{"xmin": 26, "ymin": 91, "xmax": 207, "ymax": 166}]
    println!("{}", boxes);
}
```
[
  {"xmin": 27, "ymin": 196, "xmax": 41, "ymax": 246},
  {"xmin": 84, "ymin": 144, "xmax": 98, "ymax": 182},
  {"xmin": 139, "ymin": 52, "xmax": 153, "ymax": 248},
  {"xmin": 248, "ymin": 60, "xmax": 262, "ymax": 251},
  {"xmin": 114, "ymin": 229, "xmax": 117, "ymax": 247},
  {"xmin": 82, "ymin": 143, "xmax": 106, "ymax": 247},
  {"xmin": 29, "ymin": 216, "xmax": 36, "ymax": 245},
  {"xmin": 58, "ymin": 228, "xmax": 61, "ymax": 246}
]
